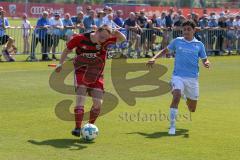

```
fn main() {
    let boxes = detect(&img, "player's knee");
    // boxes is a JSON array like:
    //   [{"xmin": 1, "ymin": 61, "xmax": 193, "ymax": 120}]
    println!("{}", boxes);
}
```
[
  {"xmin": 172, "ymin": 92, "xmax": 181, "ymax": 104},
  {"xmin": 91, "ymin": 105, "xmax": 101, "ymax": 111},
  {"xmin": 92, "ymin": 99, "xmax": 102, "ymax": 108},
  {"xmin": 76, "ymin": 96, "xmax": 86, "ymax": 106}
]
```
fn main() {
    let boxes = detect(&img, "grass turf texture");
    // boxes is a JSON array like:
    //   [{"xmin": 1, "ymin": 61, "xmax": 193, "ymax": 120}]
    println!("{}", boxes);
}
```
[{"xmin": 0, "ymin": 56, "xmax": 240, "ymax": 160}]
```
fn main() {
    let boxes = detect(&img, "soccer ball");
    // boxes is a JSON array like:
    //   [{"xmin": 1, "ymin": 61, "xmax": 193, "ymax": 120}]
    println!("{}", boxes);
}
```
[{"xmin": 81, "ymin": 123, "xmax": 99, "ymax": 141}]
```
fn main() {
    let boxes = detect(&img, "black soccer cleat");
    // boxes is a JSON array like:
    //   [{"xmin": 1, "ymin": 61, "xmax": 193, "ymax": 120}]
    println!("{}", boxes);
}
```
[{"xmin": 71, "ymin": 128, "xmax": 81, "ymax": 137}]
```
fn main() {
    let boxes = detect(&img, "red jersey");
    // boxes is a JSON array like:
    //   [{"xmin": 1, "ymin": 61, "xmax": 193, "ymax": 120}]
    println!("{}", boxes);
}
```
[{"xmin": 67, "ymin": 32, "xmax": 117, "ymax": 84}]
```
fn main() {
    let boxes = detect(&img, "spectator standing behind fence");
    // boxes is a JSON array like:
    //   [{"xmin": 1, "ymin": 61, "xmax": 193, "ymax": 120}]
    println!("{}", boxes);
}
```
[
  {"xmin": 174, "ymin": 15, "xmax": 186, "ymax": 27},
  {"xmin": 95, "ymin": 11, "xmax": 104, "ymax": 27},
  {"xmin": 157, "ymin": 12, "xmax": 166, "ymax": 27},
  {"xmin": 144, "ymin": 19, "xmax": 156, "ymax": 57},
  {"xmin": 137, "ymin": 10, "xmax": 148, "ymax": 57},
  {"xmin": 173, "ymin": 15, "xmax": 185, "ymax": 39},
  {"xmin": 150, "ymin": 13, "xmax": 161, "ymax": 49},
  {"xmin": 172, "ymin": 13, "xmax": 179, "ymax": 26},
  {"xmin": 21, "ymin": 13, "xmax": 31, "ymax": 54},
  {"xmin": 85, "ymin": 6, "xmax": 92, "ymax": 17},
  {"xmin": 114, "ymin": 10, "xmax": 124, "ymax": 28},
  {"xmin": 32, "ymin": 11, "xmax": 51, "ymax": 61},
  {"xmin": 137, "ymin": 10, "xmax": 148, "ymax": 29},
  {"xmin": 207, "ymin": 14, "xmax": 218, "ymax": 52},
  {"xmin": 157, "ymin": 12, "xmax": 169, "ymax": 51},
  {"xmin": 233, "ymin": 15, "xmax": 240, "ymax": 54},
  {"xmin": 163, "ymin": 8, "xmax": 174, "ymax": 51},
  {"xmin": 71, "ymin": 11, "xmax": 85, "ymax": 33},
  {"xmin": 103, "ymin": 6, "xmax": 113, "ymax": 20},
  {"xmin": 192, "ymin": 13, "xmax": 202, "ymax": 41},
  {"xmin": 165, "ymin": 7, "xmax": 174, "ymax": 29},
  {"xmin": 0, "ymin": 8, "xmax": 16, "ymax": 62},
  {"xmin": 151, "ymin": 13, "xmax": 164, "ymax": 48},
  {"xmin": 217, "ymin": 13, "xmax": 227, "ymax": 54},
  {"xmin": 226, "ymin": 15, "xmax": 236, "ymax": 55},
  {"xmin": 199, "ymin": 14, "xmax": 209, "ymax": 46},
  {"xmin": 83, "ymin": 10, "xmax": 97, "ymax": 32},
  {"xmin": 48, "ymin": 12, "xmax": 63, "ymax": 60},
  {"xmin": 174, "ymin": 15, "xmax": 189, "ymax": 43},
  {"xmin": 192, "ymin": 13, "xmax": 200, "ymax": 26},
  {"xmin": 199, "ymin": 14, "xmax": 209, "ymax": 28},
  {"xmin": 102, "ymin": 13, "xmax": 120, "ymax": 29},
  {"xmin": 124, "ymin": 12, "xmax": 142, "ymax": 58},
  {"xmin": 62, "ymin": 13, "xmax": 74, "ymax": 41}
]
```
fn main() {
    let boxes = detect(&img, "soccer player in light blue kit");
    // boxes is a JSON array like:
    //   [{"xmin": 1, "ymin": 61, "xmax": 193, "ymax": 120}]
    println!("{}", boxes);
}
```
[{"xmin": 147, "ymin": 20, "xmax": 210, "ymax": 135}]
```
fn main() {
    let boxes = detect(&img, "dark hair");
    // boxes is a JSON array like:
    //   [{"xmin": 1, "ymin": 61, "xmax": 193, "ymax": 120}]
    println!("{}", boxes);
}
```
[{"xmin": 182, "ymin": 20, "xmax": 196, "ymax": 29}]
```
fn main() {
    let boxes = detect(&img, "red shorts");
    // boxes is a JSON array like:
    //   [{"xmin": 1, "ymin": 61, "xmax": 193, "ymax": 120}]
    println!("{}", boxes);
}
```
[{"xmin": 74, "ymin": 72, "xmax": 104, "ymax": 91}]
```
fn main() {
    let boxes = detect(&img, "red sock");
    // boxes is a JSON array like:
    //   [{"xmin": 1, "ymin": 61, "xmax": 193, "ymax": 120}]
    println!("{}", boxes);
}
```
[
  {"xmin": 74, "ymin": 106, "xmax": 84, "ymax": 128},
  {"xmin": 89, "ymin": 106, "xmax": 100, "ymax": 124}
]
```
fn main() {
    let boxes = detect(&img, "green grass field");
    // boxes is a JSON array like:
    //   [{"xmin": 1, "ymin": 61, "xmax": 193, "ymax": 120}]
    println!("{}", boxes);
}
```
[{"xmin": 0, "ymin": 56, "xmax": 240, "ymax": 160}]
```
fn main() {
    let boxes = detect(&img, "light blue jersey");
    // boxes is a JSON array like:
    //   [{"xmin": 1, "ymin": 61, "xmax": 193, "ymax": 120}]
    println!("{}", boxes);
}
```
[{"xmin": 167, "ymin": 37, "xmax": 207, "ymax": 78}]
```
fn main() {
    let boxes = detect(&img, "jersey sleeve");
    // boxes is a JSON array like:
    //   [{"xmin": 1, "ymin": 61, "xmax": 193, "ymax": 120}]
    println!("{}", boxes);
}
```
[
  {"xmin": 66, "ymin": 35, "xmax": 82, "ymax": 50},
  {"xmin": 167, "ymin": 39, "xmax": 177, "ymax": 52},
  {"xmin": 198, "ymin": 42, "xmax": 207, "ymax": 59}
]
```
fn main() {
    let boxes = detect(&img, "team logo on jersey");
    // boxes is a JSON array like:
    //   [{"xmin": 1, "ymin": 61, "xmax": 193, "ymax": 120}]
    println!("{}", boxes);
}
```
[
  {"xmin": 82, "ymin": 53, "xmax": 97, "ymax": 58},
  {"xmin": 96, "ymin": 45, "xmax": 102, "ymax": 50}
]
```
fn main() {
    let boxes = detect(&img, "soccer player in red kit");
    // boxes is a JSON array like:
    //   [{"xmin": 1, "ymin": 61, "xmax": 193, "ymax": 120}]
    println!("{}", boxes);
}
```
[{"xmin": 55, "ymin": 25, "xmax": 126, "ymax": 137}]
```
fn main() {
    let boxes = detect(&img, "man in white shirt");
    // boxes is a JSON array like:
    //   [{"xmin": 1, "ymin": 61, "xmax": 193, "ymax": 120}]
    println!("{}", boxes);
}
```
[
  {"xmin": 48, "ymin": 12, "xmax": 63, "ymax": 60},
  {"xmin": 102, "ymin": 13, "xmax": 120, "ymax": 29},
  {"xmin": 103, "ymin": 6, "xmax": 113, "ymax": 21}
]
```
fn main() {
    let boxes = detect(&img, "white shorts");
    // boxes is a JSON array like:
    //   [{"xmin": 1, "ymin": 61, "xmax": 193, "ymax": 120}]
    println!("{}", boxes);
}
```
[{"xmin": 170, "ymin": 76, "xmax": 199, "ymax": 100}]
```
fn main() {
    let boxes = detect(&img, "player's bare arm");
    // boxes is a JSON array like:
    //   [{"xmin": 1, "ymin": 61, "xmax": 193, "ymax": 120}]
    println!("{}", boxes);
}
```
[
  {"xmin": 112, "ymin": 29, "xmax": 126, "ymax": 43},
  {"xmin": 146, "ymin": 48, "xmax": 169, "ymax": 68},
  {"xmin": 55, "ymin": 48, "xmax": 72, "ymax": 73}
]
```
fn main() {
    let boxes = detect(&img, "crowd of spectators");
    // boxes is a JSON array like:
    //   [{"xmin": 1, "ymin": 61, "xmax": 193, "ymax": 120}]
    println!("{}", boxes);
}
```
[{"xmin": 0, "ymin": 5, "xmax": 240, "ymax": 61}]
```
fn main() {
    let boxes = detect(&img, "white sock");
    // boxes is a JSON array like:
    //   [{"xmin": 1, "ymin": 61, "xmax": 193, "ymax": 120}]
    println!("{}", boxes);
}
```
[{"xmin": 170, "ymin": 108, "xmax": 178, "ymax": 128}]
